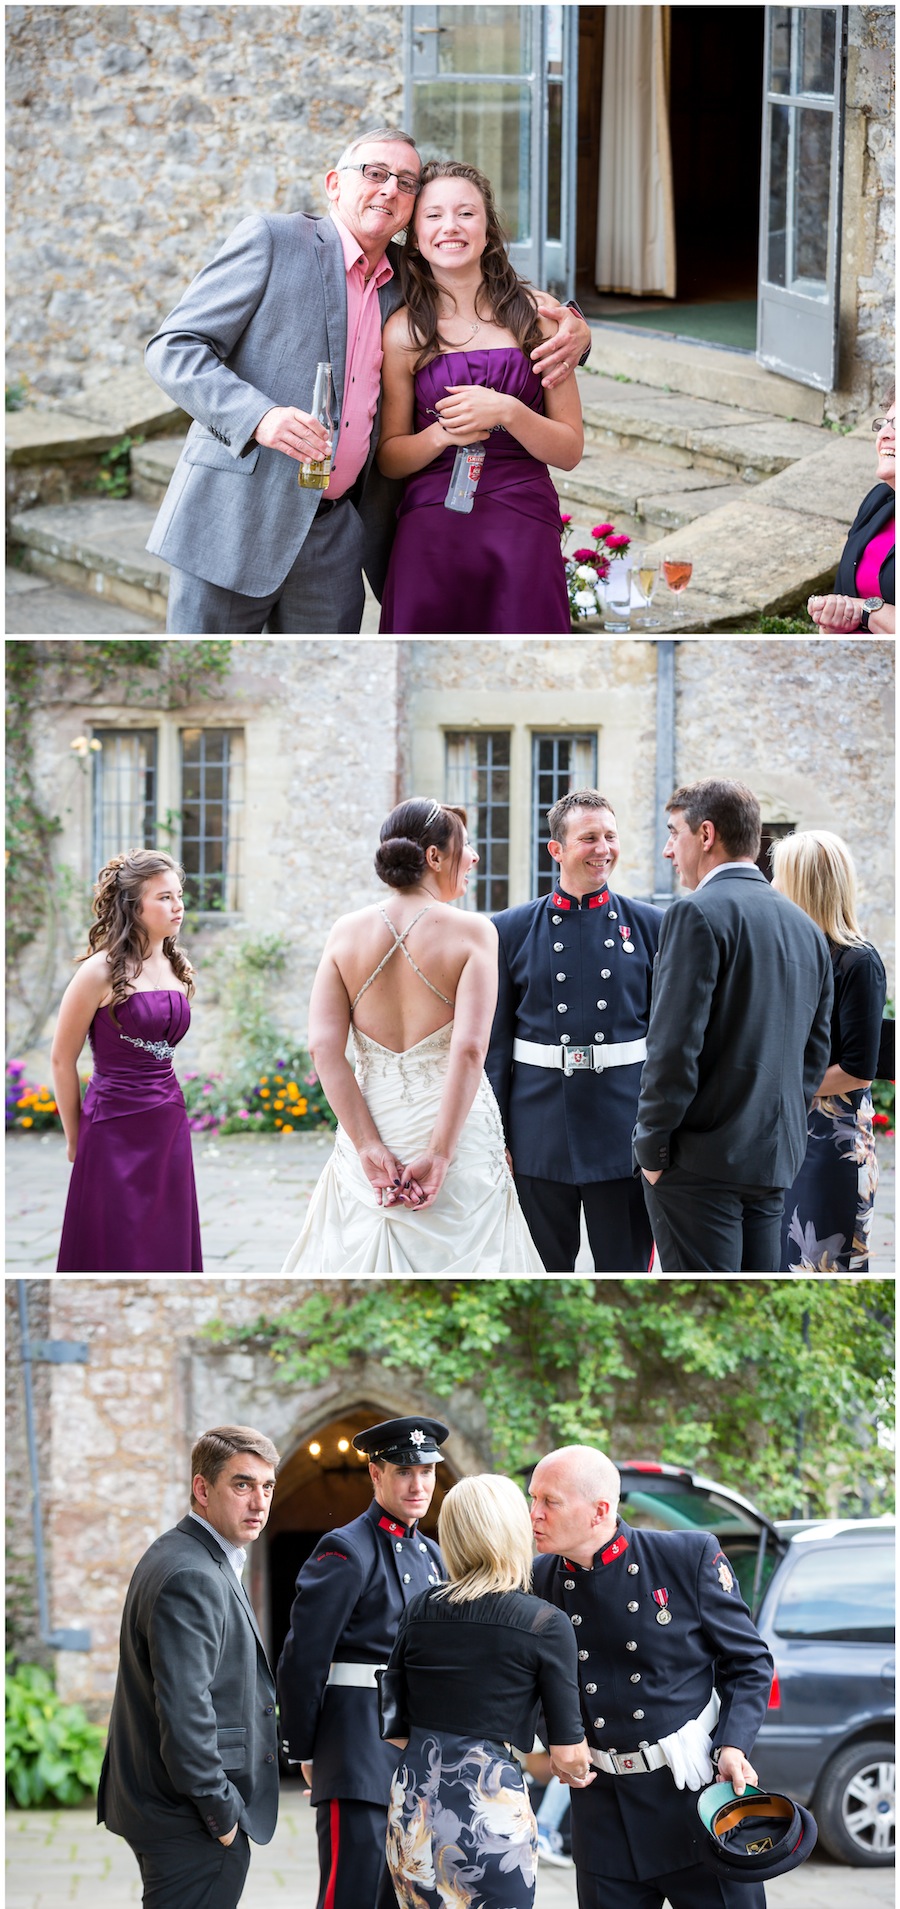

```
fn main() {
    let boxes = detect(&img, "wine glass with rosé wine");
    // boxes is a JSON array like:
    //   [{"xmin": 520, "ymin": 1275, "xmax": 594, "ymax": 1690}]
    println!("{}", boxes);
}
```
[{"xmin": 662, "ymin": 554, "xmax": 693, "ymax": 624}]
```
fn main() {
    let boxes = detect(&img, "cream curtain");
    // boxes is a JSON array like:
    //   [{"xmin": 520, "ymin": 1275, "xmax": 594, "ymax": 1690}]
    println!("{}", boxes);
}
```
[{"xmin": 595, "ymin": 6, "xmax": 676, "ymax": 298}]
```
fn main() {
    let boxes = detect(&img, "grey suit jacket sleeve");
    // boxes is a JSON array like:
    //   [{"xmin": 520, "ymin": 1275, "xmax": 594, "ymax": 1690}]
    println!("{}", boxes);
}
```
[
  {"xmin": 632, "ymin": 902, "xmax": 720, "ymax": 1170},
  {"xmin": 146, "ymin": 1564, "xmax": 245, "ymax": 1835},
  {"xmin": 145, "ymin": 216, "xmax": 284, "ymax": 458}
]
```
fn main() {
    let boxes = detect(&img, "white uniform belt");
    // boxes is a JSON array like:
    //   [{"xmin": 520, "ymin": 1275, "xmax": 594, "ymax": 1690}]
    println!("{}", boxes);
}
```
[
  {"xmin": 589, "ymin": 1690, "xmax": 719, "ymax": 1776},
  {"xmin": 513, "ymin": 1037, "xmax": 647, "ymax": 1074},
  {"xmin": 326, "ymin": 1661, "xmax": 386, "ymax": 1689}
]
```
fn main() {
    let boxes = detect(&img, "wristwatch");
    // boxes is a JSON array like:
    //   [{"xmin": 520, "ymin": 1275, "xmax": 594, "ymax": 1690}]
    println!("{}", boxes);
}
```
[{"xmin": 858, "ymin": 596, "xmax": 884, "ymax": 631}]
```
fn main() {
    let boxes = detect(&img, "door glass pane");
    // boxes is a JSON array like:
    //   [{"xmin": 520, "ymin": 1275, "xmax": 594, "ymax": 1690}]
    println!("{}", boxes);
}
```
[
  {"xmin": 412, "ymin": 81, "xmax": 532, "ymax": 239},
  {"xmin": 768, "ymin": 7, "xmax": 792, "ymax": 93},
  {"xmin": 767, "ymin": 102, "xmax": 789, "ymax": 287},
  {"xmin": 434, "ymin": 5, "xmax": 533, "ymax": 76},
  {"xmin": 800, "ymin": 9, "xmax": 836, "ymax": 96},
  {"xmin": 794, "ymin": 107, "xmax": 831, "ymax": 288}
]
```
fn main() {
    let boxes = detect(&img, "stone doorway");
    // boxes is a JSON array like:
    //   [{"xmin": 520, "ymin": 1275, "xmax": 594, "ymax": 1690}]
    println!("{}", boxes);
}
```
[{"xmin": 576, "ymin": 7, "xmax": 765, "ymax": 333}]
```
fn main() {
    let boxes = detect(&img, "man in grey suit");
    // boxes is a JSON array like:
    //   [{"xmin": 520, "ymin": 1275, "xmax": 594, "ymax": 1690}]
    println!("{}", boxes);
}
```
[
  {"xmin": 144, "ymin": 124, "xmax": 588, "ymax": 634},
  {"xmin": 633, "ymin": 780, "xmax": 833, "ymax": 1272},
  {"xmin": 97, "ymin": 1425, "xmax": 280, "ymax": 1908}
]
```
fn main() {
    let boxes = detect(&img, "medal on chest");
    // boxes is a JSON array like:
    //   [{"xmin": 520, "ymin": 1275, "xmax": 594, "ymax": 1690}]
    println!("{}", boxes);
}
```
[
  {"xmin": 619, "ymin": 924, "xmax": 636, "ymax": 954},
  {"xmin": 653, "ymin": 1586, "xmax": 672, "ymax": 1624}
]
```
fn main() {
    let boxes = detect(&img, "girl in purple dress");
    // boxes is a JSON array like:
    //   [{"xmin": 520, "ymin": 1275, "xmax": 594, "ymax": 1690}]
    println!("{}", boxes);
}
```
[
  {"xmin": 378, "ymin": 161, "xmax": 583, "ymax": 635},
  {"xmin": 52, "ymin": 849, "xmax": 202, "ymax": 1272}
]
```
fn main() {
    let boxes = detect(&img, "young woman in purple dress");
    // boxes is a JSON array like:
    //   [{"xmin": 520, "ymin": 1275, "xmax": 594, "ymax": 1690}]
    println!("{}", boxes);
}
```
[
  {"xmin": 377, "ymin": 161, "xmax": 584, "ymax": 635},
  {"xmin": 52, "ymin": 849, "xmax": 202, "ymax": 1272}
]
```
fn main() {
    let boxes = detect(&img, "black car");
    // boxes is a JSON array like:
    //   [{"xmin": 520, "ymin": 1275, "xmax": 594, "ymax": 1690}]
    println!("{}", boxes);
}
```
[{"xmin": 753, "ymin": 1520, "xmax": 895, "ymax": 1866}]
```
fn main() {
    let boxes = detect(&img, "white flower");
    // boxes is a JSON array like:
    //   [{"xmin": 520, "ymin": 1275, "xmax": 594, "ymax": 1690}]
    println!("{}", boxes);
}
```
[
  {"xmin": 574, "ymin": 589, "xmax": 597, "ymax": 608},
  {"xmin": 575, "ymin": 564, "xmax": 597, "ymax": 581}
]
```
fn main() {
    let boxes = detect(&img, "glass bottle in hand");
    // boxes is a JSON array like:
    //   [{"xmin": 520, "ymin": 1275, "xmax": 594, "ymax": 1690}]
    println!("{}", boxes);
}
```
[{"xmin": 298, "ymin": 362, "xmax": 334, "ymax": 489}]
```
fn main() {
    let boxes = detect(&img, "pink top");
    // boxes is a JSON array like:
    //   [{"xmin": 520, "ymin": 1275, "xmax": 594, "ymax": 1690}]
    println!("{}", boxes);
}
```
[
  {"xmin": 326, "ymin": 211, "xmax": 394, "ymax": 500},
  {"xmin": 855, "ymin": 520, "xmax": 895, "ymax": 598}
]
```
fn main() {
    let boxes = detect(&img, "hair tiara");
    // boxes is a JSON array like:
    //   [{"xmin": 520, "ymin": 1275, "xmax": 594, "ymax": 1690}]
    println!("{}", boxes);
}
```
[{"xmin": 423, "ymin": 799, "xmax": 442, "ymax": 831}]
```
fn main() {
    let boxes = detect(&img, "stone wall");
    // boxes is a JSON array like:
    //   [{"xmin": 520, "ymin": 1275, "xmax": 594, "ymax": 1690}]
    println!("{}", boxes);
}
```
[
  {"xmin": 5, "ymin": 1280, "xmax": 53, "ymax": 1667},
  {"xmin": 836, "ymin": 9, "xmax": 896, "ymax": 411},
  {"xmin": 6, "ymin": 4, "xmax": 406, "ymax": 399},
  {"xmin": 11, "ymin": 1277, "xmax": 491, "ymax": 1711}
]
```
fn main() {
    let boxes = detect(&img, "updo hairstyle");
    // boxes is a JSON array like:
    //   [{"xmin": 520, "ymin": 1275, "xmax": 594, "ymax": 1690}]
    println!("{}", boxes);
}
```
[
  {"xmin": 374, "ymin": 798, "xmax": 467, "ymax": 890},
  {"xmin": 78, "ymin": 848, "xmax": 195, "ymax": 1021}
]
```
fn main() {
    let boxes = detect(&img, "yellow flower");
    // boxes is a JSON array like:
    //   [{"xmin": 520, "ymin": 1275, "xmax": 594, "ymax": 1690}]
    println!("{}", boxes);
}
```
[
  {"xmin": 274, "ymin": 1074, "xmax": 284, "ymax": 1083},
  {"xmin": 259, "ymin": 1088, "xmax": 270, "ymax": 1098},
  {"xmin": 296, "ymin": 1098, "xmax": 308, "ymax": 1116},
  {"xmin": 282, "ymin": 1122, "xmax": 294, "ymax": 1132},
  {"xmin": 286, "ymin": 1082, "xmax": 299, "ymax": 1100},
  {"xmin": 273, "ymin": 1100, "xmax": 284, "ymax": 1111},
  {"xmin": 274, "ymin": 1119, "xmax": 283, "ymax": 1128},
  {"xmin": 20, "ymin": 1117, "xmax": 33, "ymax": 1128},
  {"xmin": 259, "ymin": 1076, "xmax": 268, "ymax": 1085}
]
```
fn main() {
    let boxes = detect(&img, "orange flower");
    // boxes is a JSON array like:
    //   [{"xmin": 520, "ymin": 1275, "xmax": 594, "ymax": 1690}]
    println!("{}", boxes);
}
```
[{"xmin": 20, "ymin": 1117, "xmax": 33, "ymax": 1128}]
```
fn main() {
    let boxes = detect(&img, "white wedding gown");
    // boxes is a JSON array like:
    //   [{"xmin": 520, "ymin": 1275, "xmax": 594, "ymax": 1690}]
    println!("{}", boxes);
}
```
[{"xmin": 280, "ymin": 1023, "xmax": 543, "ymax": 1275}]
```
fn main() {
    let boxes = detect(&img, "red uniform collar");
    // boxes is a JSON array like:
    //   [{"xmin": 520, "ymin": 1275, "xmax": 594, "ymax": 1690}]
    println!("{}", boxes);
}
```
[
  {"xmin": 551, "ymin": 887, "xmax": 610, "ymax": 912},
  {"xmin": 378, "ymin": 1513, "xmax": 416, "ymax": 1539},
  {"xmin": 563, "ymin": 1531, "xmax": 629, "ymax": 1572}
]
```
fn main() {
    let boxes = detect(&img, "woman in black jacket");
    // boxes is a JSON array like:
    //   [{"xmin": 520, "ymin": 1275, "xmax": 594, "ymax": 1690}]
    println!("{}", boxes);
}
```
[
  {"xmin": 384, "ymin": 1473, "xmax": 593, "ymax": 1909},
  {"xmin": 808, "ymin": 385, "xmax": 894, "ymax": 635}
]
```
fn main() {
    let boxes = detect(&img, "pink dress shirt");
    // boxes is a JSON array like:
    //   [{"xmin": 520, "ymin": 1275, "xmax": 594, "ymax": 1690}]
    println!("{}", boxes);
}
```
[
  {"xmin": 326, "ymin": 211, "xmax": 394, "ymax": 500},
  {"xmin": 855, "ymin": 522, "xmax": 895, "ymax": 598}
]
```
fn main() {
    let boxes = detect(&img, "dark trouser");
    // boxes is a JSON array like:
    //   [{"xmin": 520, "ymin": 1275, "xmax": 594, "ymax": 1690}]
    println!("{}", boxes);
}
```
[
  {"xmin": 641, "ymin": 1168, "xmax": 785, "ymax": 1272},
  {"xmin": 315, "ymin": 1797, "xmax": 401, "ymax": 1909},
  {"xmin": 165, "ymin": 496, "xmax": 366, "ymax": 633},
  {"xmin": 135, "ymin": 1826, "xmax": 251, "ymax": 1908},
  {"xmin": 575, "ymin": 1860, "xmax": 765, "ymax": 1908},
  {"xmin": 515, "ymin": 1174, "xmax": 655, "ymax": 1272}
]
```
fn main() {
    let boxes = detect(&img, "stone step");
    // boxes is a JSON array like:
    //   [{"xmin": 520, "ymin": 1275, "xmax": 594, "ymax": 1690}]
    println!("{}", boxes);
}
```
[
  {"xmin": 554, "ymin": 445, "xmax": 746, "ymax": 533},
  {"xmin": 6, "ymin": 566, "xmax": 165, "ymax": 632},
  {"xmin": 131, "ymin": 435, "xmax": 184, "ymax": 505},
  {"xmin": 576, "ymin": 371, "xmax": 825, "ymax": 482},
  {"xmin": 7, "ymin": 496, "xmax": 170, "ymax": 621},
  {"xmin": 583, "ymin": 324, "xmax": 825, "ymax": 424}
]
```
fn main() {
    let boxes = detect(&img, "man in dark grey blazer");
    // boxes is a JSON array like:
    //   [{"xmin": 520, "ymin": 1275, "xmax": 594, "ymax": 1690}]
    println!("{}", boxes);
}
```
[
  {"xmin": 98, "ymin": 1425, "xmax": 280, "ymax": 1908},
  {"xmin": 144, "ymin": 124, "xmax": 588, "ymax": 634},
  {"xmin": 633, "ymin": 780, "xmax": 833, "ymax": 1272}
]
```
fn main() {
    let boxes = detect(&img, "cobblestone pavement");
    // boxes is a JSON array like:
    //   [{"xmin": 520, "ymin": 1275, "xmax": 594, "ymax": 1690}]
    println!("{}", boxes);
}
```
[
  {"xmin": 5, "ymin": 1791, "xmax": 893, "ymax": 1908},
  {"xmin": 6, "ymin": 1129, "xmax": 895, "ymax": 1277}
]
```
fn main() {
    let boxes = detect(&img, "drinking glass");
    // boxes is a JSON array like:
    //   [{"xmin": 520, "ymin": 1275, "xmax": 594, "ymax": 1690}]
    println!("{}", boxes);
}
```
[
  {"xmin": 603, "ymin": 559, "xmax": 632, "ymax": 632},
  {"xmin": 662, "ymin": 554, "xmax": 693, "ymax": 624},
  {"xmin": 634, "ymin": 553, "xmax": 662, "ymax": 629}
]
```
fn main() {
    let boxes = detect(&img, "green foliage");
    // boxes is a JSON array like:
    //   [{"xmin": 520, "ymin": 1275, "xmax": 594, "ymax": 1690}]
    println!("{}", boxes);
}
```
[
  {"xmin": 205, "ymin": 1280, "xmax": 894, "ymax": 1519},
  {"xmin": 6, "ymin": 1661, "xmax": 105, "ymax": 1808},
  {"xmin": 6, "ymin": 378, "xmax": 30, "ymax": 411},
  {"xmin": 95, "ymin": 433, "xmax": 144, "ymax": 499},
  {"xmin": 181, "ymin": 1049, "xmax": 336, "ymax": 1135},
  {"xmin": 754, "ymin": 616, "xmax": 814, "ymax": 634}
]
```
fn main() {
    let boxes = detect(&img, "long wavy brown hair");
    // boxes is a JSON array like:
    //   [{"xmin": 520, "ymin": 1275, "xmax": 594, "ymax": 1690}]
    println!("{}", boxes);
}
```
[
  {"xmin": 78, "ymin": 849, "xmax": 195, "ymax": 1023},
  {"xmin": 399, "ymin": 160, "xmax": 543, "ymax": 372}
]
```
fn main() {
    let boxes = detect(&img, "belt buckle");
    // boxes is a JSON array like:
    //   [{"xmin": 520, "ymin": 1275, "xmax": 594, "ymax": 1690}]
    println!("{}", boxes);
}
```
[
  {"xmin": 562, "ymin": 1045, "xmax": 593, "ymax": 1076},
  {"xmin": 610, "ymin": 1748, "xmax": 648, "ymax": 1775}
]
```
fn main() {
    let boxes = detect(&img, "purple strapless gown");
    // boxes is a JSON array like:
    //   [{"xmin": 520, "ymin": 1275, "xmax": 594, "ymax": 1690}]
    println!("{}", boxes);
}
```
[
  {"xmin": 379, "ymin": 347, "xmax": 570, "ymax": 634},
  {"xmin": 56, "ymin": 991, "xmax": 202, "ymax": 1272}
]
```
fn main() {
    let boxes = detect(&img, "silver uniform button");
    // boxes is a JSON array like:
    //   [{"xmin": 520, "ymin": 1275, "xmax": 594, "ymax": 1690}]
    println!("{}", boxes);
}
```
[
  {"xmin": 564, "ymin": 1579, "xmax": 576, "ymax": 1590},
  {"xmin": 395, "ymin": 1542, "xmax": 403, "ymax": 1551},
  {"xmin": 560, "ymin": 1034, "xmax": 570, "ymax": 1045},
  {"xmin": 595, "ymin": 1032, "xmax": 605, "ymax": 1042},
  {"xmin": 578, "ymin": 1650, "xmax": 589, "ymax": 1661},
  {"xmin": 593, "ymin": 1717, "xmax": 605, "ymax": 1728},
  {"xmin": 552, "ymin": 914, "xmax": 562, "ymax": 924},
  {"xmin": 609, "ymin": 910, "xmax": 618, "ymax": 920},
  {"xmin": 554, "ymin": 942, "xmax": 564, "ymax": 952},
  {"xmin": 633, "ymin": 1710, "xmax": 645, "ymax": 1721},
  {"xmin": 419, "ymin": 1543, "xmax": 427, "ymax": 1552},
  {"xmin": 556, "ymin": 972, "xmax": 566, "ymax": 982},
  {"xmin": 604, "ymin": 939, "xmax": 615, "ymax": 947},
  {"xmin": 630, "ymin": 1673, "xmax": 642, "ymax": 1683},
  {"xmin": 601, "ymin": 968, "xmax": 611, "ymax": 979},
  {"xmin": 585, "ymin": 1682, "xmax": 597, "ymax": 1694},
  {"xmin": 557, "ymin": 1003, "xmax": 568, "ymax": 1012},
  {"xmin": 625, "ymin": 1640, "xmax": 637, "ymax": 1651},
  {"xmin": 571, "ymin": 1614, "xmax": 582, "ymax": 1626},
  {"xmin": 627, "ymin": 1601, "xmax": 639, "ymax": 1613},
  {"xmin": 596, "ymin": 1000, "xmax": 607, "ymax": 1010},
  {"xmin": 403, "ymin": 1573, "xmax": 410, "ymax": 1583},
  {"xmin": 627, "ymin": 1563, "xmax": 639, "ymax": 1575}
]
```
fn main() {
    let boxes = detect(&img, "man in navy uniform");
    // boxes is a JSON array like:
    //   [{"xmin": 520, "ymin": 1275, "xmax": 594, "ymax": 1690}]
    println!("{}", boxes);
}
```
[
  {"xmin": 277, "ymin": 1416, "xmax": 446, "ymax": 1909},
  {"xmin": 486, "ymin": 791, "xmax": 661, "ymax": 1271},
  {"xmin": 530, "ymin": 1445, "xmax": 774, "ymax": 1909}
]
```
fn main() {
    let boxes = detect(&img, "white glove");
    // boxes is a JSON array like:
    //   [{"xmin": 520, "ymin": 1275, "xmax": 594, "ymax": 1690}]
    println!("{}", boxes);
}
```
[{"xmin": 658, "ymin": 1718, "xmax": 715, "ymax": 1792}]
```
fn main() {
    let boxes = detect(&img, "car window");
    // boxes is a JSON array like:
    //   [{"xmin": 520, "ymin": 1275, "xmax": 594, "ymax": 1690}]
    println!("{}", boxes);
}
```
[
  {"xmin": 619, "ymin": 1487, "xmax": 778, "ymax": 1611},
  {"xmin": 772, "ymin": 1543, "xmax": 895, "ymax": 1643}
]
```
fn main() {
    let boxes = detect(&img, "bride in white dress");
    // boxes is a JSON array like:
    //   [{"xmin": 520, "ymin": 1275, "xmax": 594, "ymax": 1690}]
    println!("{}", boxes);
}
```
[{"xmin": 280, "ymin": 797, "xmax": 542, "ymax": 1274}]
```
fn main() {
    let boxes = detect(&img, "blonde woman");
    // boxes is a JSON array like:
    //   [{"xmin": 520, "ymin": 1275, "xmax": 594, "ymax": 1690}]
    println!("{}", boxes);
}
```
[
  {"xmin": 772, "ymin": 831, "xmax": 887, "ymax": 1272},
  {"xmin": 383, "ymin": 1473, "xmax": 592, "ymax": 1909}
]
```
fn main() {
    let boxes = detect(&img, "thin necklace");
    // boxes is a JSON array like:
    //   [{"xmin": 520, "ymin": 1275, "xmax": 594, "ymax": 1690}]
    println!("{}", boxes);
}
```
[{"xmin": 440, "ymin": 308, "xmax": 482, "ymax": 343}]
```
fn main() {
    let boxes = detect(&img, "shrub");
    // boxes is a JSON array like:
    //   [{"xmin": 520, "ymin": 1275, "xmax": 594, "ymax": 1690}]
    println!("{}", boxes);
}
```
[
  {"xmin": 6, "ymin": 1661, "xmax": 105, "ymax": 1808},
  {"xmin": 5, "ymin": 1062, "xmax": 63, "ymax": 1133}
]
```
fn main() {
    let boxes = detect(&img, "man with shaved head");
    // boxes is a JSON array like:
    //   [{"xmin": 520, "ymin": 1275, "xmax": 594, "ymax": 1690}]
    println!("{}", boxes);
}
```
[{"xmin": 530, "ymin": 1446, "xmax": 773, "ymax": 1907}]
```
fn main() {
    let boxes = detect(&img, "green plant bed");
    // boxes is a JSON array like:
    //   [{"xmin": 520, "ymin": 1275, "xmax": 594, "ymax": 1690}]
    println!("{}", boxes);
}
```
[{"xmin": 6, "ymin": 1662, "xmax": 105, "ymax": 1808}]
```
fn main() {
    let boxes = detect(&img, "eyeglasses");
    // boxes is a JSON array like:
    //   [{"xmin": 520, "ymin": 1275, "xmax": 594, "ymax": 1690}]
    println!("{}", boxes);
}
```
[
  {"xmin": 872, "ymin": 417, "xmax": 896, "ymax": 434},
  {"xmin": 339, "ymin": 163, "xmax": 421, "ymax": 197}
]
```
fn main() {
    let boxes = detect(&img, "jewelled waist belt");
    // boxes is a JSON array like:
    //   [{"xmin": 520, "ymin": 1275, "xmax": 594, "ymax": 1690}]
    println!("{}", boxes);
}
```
[
  {"xmin": 119, "ymin": 1032, "xmax": 176, "ymax": 1062},
  {"xmin": 513, "ymin": 1037, "xmax": 647, "ymax": 1076},
  {"xmin": 326, "ymin": 1661, "xmax": 386, "ymax": 1689},
  {"xmin": 589, "ymin": 1690, "xmax": 719, "ymax": 1777}
]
